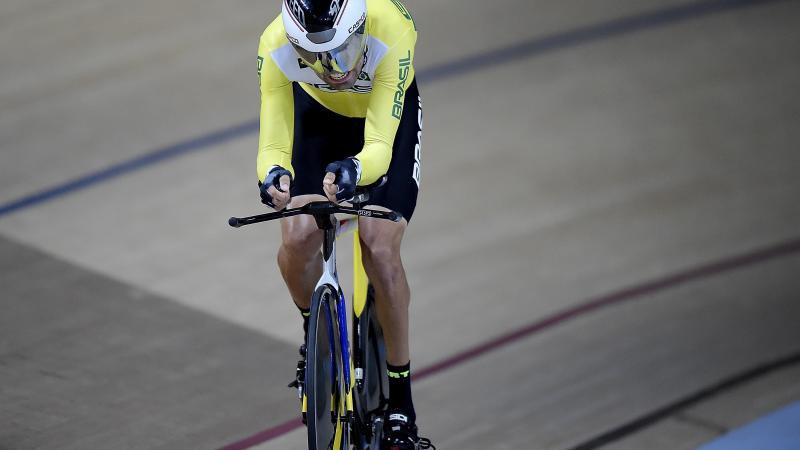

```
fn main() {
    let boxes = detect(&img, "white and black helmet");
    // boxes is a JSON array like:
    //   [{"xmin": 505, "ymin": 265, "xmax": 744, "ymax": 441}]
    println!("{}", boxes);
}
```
[{"xmin": 282, "ymin": 0, "xmax": 368, "ymax": 74}]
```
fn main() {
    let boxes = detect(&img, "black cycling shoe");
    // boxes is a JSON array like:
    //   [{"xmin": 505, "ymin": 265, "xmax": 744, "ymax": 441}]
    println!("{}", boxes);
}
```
[{"xmin": 381, "ymin": 409, "xmax": 435, "ymax": 450}]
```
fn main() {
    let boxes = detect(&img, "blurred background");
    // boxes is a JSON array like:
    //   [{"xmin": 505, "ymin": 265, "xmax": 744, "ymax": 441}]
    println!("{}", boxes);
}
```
[{"xmin": 2, "ymin": 0, "xmax": 800, "ymax": 449}]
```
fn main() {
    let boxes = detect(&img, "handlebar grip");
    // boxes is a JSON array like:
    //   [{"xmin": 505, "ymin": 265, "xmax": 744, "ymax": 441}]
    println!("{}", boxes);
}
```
[{"xmin": 228, "ymin": 217, "xmax": 242, "ymax": 228}]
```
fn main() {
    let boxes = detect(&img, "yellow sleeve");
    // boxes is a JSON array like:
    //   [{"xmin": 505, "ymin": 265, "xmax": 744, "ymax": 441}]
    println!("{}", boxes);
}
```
[
  {"xmin": 256, "ymin": 37, "xmax": 295, "ymax": 183},
  {"xmin": 355, "ymin": 27, "xmax": 416, "ymax": 185}
]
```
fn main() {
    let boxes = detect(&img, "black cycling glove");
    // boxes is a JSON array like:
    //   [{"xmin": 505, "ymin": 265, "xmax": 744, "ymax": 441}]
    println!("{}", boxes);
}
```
[
  {"xmin": 259, "ymin": 165, "xmax": 292, "ymax": 208},
  {"xmin": 325, "ymin": 158, "xmax": 361, "ymax": 202}
]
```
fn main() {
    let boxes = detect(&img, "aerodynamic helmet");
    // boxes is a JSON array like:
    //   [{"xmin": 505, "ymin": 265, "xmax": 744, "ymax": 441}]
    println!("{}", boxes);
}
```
[{"xmin": 282, "ymin": 0, "xmax": 368, "ymax": 74}]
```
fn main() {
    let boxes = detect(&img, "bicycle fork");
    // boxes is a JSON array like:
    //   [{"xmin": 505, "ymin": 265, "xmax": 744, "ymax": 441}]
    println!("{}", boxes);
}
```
[{"xmin": 315, "ymin": 215, "xmax": 356, "ymax": 429}]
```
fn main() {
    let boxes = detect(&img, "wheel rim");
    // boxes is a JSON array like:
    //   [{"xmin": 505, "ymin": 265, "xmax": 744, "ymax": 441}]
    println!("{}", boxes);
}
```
[{"xmin": 331, "ymin": 295, "xmax": 348, "ymax": 450}]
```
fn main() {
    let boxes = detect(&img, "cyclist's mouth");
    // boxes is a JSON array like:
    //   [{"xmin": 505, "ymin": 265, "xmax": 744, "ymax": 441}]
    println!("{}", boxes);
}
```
[{"xmin": 324, "ymin": 70, "xmax": 356, "ymax": 87}]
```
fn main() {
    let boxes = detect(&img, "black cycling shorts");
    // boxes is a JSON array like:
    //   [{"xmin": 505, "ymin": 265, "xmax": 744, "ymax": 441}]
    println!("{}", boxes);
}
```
[{"xmin": 289, "ymin": 79, "xmax": 422, "ymax": 222}]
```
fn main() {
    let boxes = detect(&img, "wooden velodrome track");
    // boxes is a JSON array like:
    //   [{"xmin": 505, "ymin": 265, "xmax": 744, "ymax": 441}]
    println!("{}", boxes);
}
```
[{"xmin": 2, "ymin": 0, "xmax": 800, "ymax": 449}]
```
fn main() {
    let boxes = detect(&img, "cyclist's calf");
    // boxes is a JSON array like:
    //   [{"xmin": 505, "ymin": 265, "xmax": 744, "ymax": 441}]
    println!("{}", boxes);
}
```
[{"xmin": 357, "ymin": 216, "xmax": 410, "ymax": 365}]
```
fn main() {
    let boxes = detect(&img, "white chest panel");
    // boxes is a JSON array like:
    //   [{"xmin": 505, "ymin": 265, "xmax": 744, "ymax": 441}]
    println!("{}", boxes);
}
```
[{"xmin": 270, "ymin": 36, "xmax": 389, "ymax": 94}]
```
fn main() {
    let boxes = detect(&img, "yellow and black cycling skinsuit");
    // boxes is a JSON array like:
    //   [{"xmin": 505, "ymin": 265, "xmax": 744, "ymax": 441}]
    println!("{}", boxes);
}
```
[{"xmin": 257, "ymin": 0, "xmax": 422, "ymax": 221}]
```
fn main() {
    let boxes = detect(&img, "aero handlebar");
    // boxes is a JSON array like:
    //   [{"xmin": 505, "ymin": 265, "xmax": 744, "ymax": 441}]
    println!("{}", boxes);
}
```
[{"xmin": 228, "ymin": 201, "xmax": 401, "ymax": 229}]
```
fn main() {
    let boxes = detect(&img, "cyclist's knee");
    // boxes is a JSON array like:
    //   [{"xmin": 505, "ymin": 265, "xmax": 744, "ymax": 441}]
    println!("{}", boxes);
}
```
[
  {"xmin": 359, "ymin": 231, "xmax": 402, "ymax": 267},
  {"xmin": 281, "ymin": 218, "xmax": 321, "ymax": 256},
  {"xmin": 279, "ymin": 194, "xmax": 326, "ymax": 255}
]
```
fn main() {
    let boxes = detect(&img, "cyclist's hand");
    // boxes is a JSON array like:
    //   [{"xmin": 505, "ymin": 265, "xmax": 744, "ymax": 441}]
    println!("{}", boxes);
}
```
[
  {"xmin": 323, "ymin": 158, "xmax": 361, "ymax": 203},
  {"xmin": 260, "ymin": 166, "xmax": 292, "ymax": 210}
]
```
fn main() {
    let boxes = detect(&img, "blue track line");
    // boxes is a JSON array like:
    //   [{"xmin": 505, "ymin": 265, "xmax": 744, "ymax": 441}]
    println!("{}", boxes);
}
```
[
  {"xmin": 0, "ymin": 0, "xmax": 786, "ymax": 219},
  {"xmin": 420, "ymin": 0, "xmax": 788, "ymax": 83},
  {"xmin": 0, "ymin": 120, "xmax": 258, "ymax": 218}
]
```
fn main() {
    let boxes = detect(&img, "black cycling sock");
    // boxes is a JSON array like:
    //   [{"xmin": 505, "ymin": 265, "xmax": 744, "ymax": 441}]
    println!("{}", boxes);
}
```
[
  {"xmin": 387, "ymin": 361, "xmax": 416, "ymax": 424},
  {"xmin": 297, "ymin": 306, "xmax": 310, "ymax": 342}
]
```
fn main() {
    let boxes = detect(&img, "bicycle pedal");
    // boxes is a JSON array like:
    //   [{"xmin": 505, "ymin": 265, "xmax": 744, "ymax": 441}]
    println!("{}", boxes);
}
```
[
  {"xmin": 288, "ymin": 352, "xmax": 306, "ymax": 399},
  {"xmin": 288, "ymin": 363, "xmax": 305, "ymax": 389}
]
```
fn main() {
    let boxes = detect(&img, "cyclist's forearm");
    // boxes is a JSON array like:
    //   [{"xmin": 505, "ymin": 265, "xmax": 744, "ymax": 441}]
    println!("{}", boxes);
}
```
[
  {"xmin": 257, "ymin": 146, "xmax": 294, "ymax": 182},
  {"xmin": 354, "ymin": 141, "xmax": 392, "ymax": 185}
]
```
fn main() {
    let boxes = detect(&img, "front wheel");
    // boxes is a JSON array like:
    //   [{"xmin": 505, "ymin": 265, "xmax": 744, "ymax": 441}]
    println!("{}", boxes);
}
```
[{"xmin": 307, "ymin": 285, "xmax": 349, "ymax": 450}]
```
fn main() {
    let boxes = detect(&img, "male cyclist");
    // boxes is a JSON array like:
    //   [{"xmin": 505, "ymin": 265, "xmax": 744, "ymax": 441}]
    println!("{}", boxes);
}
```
[{"xmin": 256, "ymin": 0, "xmax": 432, "ymax": 448}]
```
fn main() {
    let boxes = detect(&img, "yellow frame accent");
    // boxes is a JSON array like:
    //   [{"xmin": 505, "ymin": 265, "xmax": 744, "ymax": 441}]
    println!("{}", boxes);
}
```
[
  {"xmin": 333, "ymin": 224, "xmax": 368, "ymax": 448},
  {"xmin": 353, "ymin": 227, "xmax": 369, "ymax": 318}
]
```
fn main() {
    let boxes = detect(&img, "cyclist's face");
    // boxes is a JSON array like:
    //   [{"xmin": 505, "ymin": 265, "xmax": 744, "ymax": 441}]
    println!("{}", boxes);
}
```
[{"xmin": 292, "ymin": 25, "xmax": 367, "ymax": 91}]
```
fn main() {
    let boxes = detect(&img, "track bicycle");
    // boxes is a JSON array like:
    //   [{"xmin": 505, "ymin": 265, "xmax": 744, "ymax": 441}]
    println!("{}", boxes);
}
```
[{"xmin": 229, "ymin": 186, "xmax": 397, "ymax": 450}]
